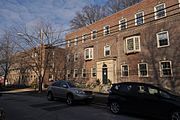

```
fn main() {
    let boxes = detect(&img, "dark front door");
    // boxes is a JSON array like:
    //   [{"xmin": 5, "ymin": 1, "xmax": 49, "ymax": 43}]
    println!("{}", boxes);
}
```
[{"xmin": 102, "ymin": 64, "xmax": 108, "ymax": 84}]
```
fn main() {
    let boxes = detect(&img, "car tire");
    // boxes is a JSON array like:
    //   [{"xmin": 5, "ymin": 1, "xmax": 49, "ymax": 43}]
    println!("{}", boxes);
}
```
[
  {"xmin": 110, "ymin": 102, "xmax": 120, "ymax": 114},
  {"xmin": 47, "ymin": 92, "xmax": 54, "ymax": 101},
  {"xmin": 171, "ymin": 112, "xmax": 180, "ymax": 120},
  {"xmin": 66, "ymin": 94, "xmax": 73, "ymax": 105}
]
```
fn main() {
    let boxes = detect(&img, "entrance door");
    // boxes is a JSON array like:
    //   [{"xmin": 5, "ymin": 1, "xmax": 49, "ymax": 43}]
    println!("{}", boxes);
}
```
[{"xmin": 102, "ymin": 64, "xmax": 108, "ymax": 84}]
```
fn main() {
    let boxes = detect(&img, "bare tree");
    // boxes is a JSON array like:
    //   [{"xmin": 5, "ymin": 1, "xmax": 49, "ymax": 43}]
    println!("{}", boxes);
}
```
[
  {"xmin": 104, "ymin": 0, "xmax": 142, "ymax": 15},
  {"xmin": 70, "ymin": 4, "xmax": 106, "ymax": 29},
  {"xmin": 70, "ymin": 0, "xmax": 142, "ymax": 29},
  {"xmin": 15, "ymin": 21, "xmax": 65, "ymax": 92},
  {"xmin": 0, "ymin": 30, "xmax": 16, "ymax": 86}
]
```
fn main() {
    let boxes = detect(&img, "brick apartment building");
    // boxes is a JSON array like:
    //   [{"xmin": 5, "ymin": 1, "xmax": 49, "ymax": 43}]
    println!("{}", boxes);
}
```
[
  {"xmin": 65, "ymin": 0, "xmax": 180, "ymax": 91},
  {"xmin": 8, "ymin": 45, "xmax": 65, "ymax": 86}
]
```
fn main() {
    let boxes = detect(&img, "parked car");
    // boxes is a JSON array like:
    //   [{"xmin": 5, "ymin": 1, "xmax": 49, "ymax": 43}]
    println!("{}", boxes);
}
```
[
  {"xmin": 47, "ymin": 80, "xmax": 94, "ymax": 105},
  {"xmin": 108, "ymin": 82, "xmax": 180, "ymax": 120},
  {"xmin": 0, "ymin": 108, "xmax": 5, "ymax": 120}
]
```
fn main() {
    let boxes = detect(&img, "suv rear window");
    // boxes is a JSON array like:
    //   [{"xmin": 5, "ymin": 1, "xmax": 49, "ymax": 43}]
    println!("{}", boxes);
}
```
[{"xmin": 113, "ymin": 84, "xmax": 132, "ymax": 93}]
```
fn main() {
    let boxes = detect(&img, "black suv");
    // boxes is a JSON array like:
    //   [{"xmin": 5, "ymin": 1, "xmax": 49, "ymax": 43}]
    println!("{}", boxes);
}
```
[{"xmin": 108, "ymin": 82, "xmax": 180, "ymax": 120}]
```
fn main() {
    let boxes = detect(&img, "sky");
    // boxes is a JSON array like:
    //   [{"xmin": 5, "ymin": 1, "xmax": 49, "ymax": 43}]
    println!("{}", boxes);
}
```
[{"xmin": 0, "ymin": 0, "xmax": 107, "ymax": 35}]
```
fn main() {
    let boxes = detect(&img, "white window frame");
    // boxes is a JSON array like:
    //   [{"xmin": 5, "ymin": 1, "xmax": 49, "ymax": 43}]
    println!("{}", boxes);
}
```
[
  {"xmin": 91, "ymin": 30, "xmax": 97, "ymax": 40},
  {"xmin": 104, "ymin": 25, "xmax": 110, "ymax": 36},
  {"xmin": 82, "ymin": 34, "xmax": 87, "ymax": 43},
  {"xmin": 121, "ymin": 64, "xmax": 129, "ymax": 77},
  {"xmin": 138, "ymin": 63, "xmax": 148, "ymax": 77},
  {"xmin": 67, "ymin": 40, "xmax": 71, "ymax": 47},
  {"xmin": 179, "ymin": 0, "xmax": 180, "ymax": 7},
  {"xmin": 82, "ymin": 68, "xmax": 87, "ymax": 78},
  {"xmin": 74, "ymin": 53, "xmax": 78, "ymax": 62},
  {"xmin": 154, "ymin": 3, "xmax": 166, "ymax": 19},
  {"xmin": 156, "ymin": 31, "xmax": 170, "ymax": 48},
  {"xmin": 84, "ymin": 48, "xmax": 94, "ymax": 60},
  {"xmin": 91, "ymin": 68, "xmax": 97, "ymax": 78},
  {"xmin": 119, "ymin": 18, "xmax": 127, "ymax": 30},
  {"xmin": 125, "ymin": 36, "xmax": 141, "ymax": 54},
  {"xmin": 74, "ymin": 37, "xmax": 78, "ymax": 45},
  {"xmin": 67, "ymin": 70, "xmax": 70, "ymax": 78},
  {"xmin": 104, "ymin": 45, "xmax": 111, "ymax": 56},
  {"xmin": 160, "ymin": 61, "xmax": 173, "ymax": 77},
  {"xmin": 135, "ymin": 11, "xmax": 144, "ymax": 25},
  {"xmin": 67, "ymin": 54, "xmax": 70, "ymax": 62},
  {"xmin": 73, "ymin": 69, "xmax": 78, "ymax": 78}
]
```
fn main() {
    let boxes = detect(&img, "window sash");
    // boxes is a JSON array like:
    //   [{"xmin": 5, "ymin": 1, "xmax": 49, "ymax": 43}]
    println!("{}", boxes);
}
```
[
  {"xmin": 84, "ymin": 48, "xmax": 93, "ymax": 60},
  {"xmin": 121, "ymin": 65, "xmax": 129, "ymax": 77},
  {"xmin": 91, "ymin": 68, "xmax": 96, "ymax": 77},
  {"xmin": 104, "ymin": 45, "xmax": 111, "ymax": 56},
  {"xmin": 126, "ymin": 36, "xmax": 140, "ymax": 53},
  {"xmin": 82, "ymin": 34, "xmax": 87, "ymax": 43},
  {"xmin": 135, "ymin": 12, "xmax": 144, "ymax": 25},
  {"xmin": 157, "ymin": 31, "xmax": 169, "ymax": 47},
  {"xmin": 73, "ymin": 69, "xmax": 78, "ymax": 78},
  {"xmin": 82, "ymin": 69, "xmax": 86, "ymax": 78},
  {"xmin": 104, "ymin": 26, "xmax": 110, "ymax": 35},
  {"xmin": 160, "ymin": 61, "xmax": 172, "ymax": 77},
  {"xmin": 74, "ymin": 53, "xmax": 78, "ymax": 61},
  {"xmin": 74, "ymin": 37, "xmax": 78, "ymax": 45},
  {"xmin": 155, "ymin": 3, "xmax": 166, "ymax": 19},
  {"xmin": 138, "ymin": 63, "xmax": 148, "ymax": 77},
  {"xmin": 120, "ymin": 19, "xmax": 127, "ymax": 30},
  {"xmin": 91, "ymin": 30, "xmax": 97, "ymax": 39}
]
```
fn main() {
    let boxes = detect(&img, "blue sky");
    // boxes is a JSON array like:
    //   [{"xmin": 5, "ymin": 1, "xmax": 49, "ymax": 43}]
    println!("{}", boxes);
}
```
[{"xmin": 0, "ymin": 0, "xmax": 107, "ymax": 34}]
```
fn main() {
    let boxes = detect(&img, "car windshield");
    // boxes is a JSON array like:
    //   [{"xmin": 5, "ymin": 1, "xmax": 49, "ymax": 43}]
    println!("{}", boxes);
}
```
[{"xmin": 67, "ymin": 81, "xmax": 76, "ymax": 88}]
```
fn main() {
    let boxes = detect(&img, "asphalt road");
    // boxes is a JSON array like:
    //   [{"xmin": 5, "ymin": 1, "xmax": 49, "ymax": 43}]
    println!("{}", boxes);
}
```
[{"xmin": 0, "ymin": 93, "xmax": 148, "ymax": 120}]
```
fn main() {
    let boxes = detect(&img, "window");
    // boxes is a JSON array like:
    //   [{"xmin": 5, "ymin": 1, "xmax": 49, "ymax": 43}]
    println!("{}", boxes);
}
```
[
  {"xmin": 74, "ymin": 53, "xmax": 78, "ymax": 61},
  {"xmin": 119, "ymin": 18, "xmax": 127, "ymax": 30},
  {"xmin": 67, "ymin": 40, "xmax": 71, "ymax": 47},
  {"xmin": 121, "ymin": 64, "xmax": 129, "ymax": 77},
  {"xmin": 82, "ymin": 34, "xmax": 88, "ymax": 43},
  {"xmin": 104, "ymin": 25, "xmax": 110, "ymax": 36},
  {"xmin": 74, "ymin": 37, "xmax": 78, "ymax": 45},
  {"xmin": 157, "ymin": 31, "xmax": 169, "ymax": 48},
  {"xmin": 125, "ymin": 36, "xmax": 141, "ymax": 53},
  {"xmin": 84, "ymin": 48, "xmax": 93, "ymax": 60},
  {"xmin": 104, "ymin": 45, "xmax": 111, "ymax": 56},
  {"xmin": 154, "ymin": 3, "xmax": 166, "ymax": 19},
  {"xmin": 73, "ymin": 69, "xmax": 78, "ymax": 78},
  {"xmin": 67, "ymin": 54, "xmax": 70, "ymax": 62},
  {"xmin": 148, "ymin": 87, "xmax": 158, "ymax": 95},
  {"xmin": 135, "ymin": 11, "xmax": 144, "ymax": 25},
  {"xmin": 115, "ymin": 84, "xmax": 132, "ymax": 92},
  {"xmin": 160, "ymin": 61, "xmax": 172, "ymax": 77},
  {"xmin": 67, "ymin": 70, "xmax": 70, "ymax": 78},
  {"xmin": 91, "ymin": 30, "xmax": 97, "ymax": 40},
  {"xmin": 82, "ymin": 69, "xmax": 86, "ymax": 78},
  {"xmin": 91, "ymin": 68, "xmax": 96, "ymax": 77},
  {"xmin": 138, "ymin": 63, "xmax": 148, "ymax": 77}
]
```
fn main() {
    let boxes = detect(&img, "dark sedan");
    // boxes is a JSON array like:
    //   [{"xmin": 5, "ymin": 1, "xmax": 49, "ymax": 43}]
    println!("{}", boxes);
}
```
[{"xmin": 108, "ymin": 82, "xmax": 180, "ymax": 120}]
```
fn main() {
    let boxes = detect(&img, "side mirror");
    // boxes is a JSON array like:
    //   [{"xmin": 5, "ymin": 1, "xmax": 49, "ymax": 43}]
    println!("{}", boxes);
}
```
[{"xmin": 62, "ymin": 84, "xmax": 68, "ymax": 88}]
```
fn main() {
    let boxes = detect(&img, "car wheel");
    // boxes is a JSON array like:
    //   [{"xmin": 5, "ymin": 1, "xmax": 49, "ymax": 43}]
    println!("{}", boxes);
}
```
[
  {"xmin": 66, "ymin": 95, "xmax": 73, "ymax": 105},
  {"xmin": 110, "ymin": 102, "xmax": 120, "ymax": 114},
  {"xmin": 171, "ymin": 112, "xmax": 180, "ymax": 120},
  {"xmin": 47, "ymin": 92, "xmax": 54, "ymax": 101}
]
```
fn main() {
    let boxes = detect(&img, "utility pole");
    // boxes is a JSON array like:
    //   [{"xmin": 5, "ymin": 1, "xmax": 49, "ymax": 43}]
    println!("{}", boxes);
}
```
[{"xmin": 39, "ymin": 29, "xmax": 44, "ymax": 92}]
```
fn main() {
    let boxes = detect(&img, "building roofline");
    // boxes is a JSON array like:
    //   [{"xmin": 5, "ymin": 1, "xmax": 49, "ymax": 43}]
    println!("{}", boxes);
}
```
[{"xmin": 66, "ymin": 0, "xmax": 145, "ymax": 37}]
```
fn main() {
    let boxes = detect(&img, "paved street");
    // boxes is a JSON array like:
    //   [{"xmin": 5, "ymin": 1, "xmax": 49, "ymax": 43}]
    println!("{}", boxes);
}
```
[{"xmin": 0, "ymin": 93, "xmax": 148, "ymax": 120}]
